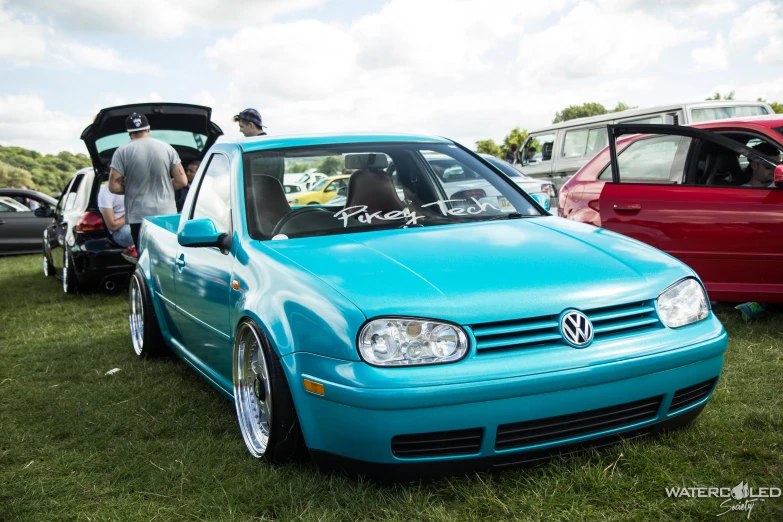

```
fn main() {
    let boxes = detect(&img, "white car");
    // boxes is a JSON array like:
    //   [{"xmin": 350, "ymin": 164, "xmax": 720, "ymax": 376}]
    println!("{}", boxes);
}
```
[{"xmin": 480, "ymin": 154, "xmax": 555, "ymax": 209}]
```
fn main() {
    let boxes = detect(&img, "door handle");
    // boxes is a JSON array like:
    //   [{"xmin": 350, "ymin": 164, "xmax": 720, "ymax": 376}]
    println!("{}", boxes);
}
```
[
  {"xmin": 612, "ymin": 203, "xmax": 642, "ymax": 213},
  {"xmin": 175, "ymin": 254, "xmax": 186, "ymax": 272},
  {"xmin": 0, "ymin": 220, "xmax": 5, "ymax": 225}
]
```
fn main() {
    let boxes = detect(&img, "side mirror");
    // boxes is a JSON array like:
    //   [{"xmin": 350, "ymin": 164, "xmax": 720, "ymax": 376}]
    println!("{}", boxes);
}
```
[
  {"xmin": 178, "ymin": 218, "xmax": 227, "ymax": 248},
  {"xmin": 530, "ymin": 193, "xmax": 550, "ymax": 211},
  {"xmin": 34, "ymin": 206, "xmax": 54, "ymax": 218},
  {"xmin": 337, "ymin": 187, "xmax": 347, "ymax": 196},
  {"xmin": 775, "ymin": 164, "xmax": 783, "ymax": 188}
]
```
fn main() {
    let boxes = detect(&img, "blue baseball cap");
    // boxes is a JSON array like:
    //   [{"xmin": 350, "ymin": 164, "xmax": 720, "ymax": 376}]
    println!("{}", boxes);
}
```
[{"xmin": 233, "ymin": 108, "xmax": 265, "ymax": 128}]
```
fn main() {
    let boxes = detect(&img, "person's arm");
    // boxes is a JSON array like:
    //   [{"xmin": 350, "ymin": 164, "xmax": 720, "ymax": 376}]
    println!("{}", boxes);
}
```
[
  {"xmin": 108, "ymin": 168, "xmax": 125, "ymax": 194},
  {"xmin": 171, "ymin": 163, "xmax": 187, "ymax": 190},
  {"xmin": 99, "ymin": 206, "xmax": 124, "ymax": 232}
]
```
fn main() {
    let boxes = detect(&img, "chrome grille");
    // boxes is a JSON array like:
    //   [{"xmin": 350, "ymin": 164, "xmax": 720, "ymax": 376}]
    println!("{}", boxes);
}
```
[{"xmin": 471, "ymin": 301, "xmax": 660, "ymax": 354}]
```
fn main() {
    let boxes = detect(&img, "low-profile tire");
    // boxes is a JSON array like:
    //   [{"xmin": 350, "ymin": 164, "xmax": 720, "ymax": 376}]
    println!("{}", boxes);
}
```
[
  {"xmin": 62, "ymin": 249, "xmax": 78, "ymax": 293},
  {"xmin": 43, "ymin": 240, "xmax": 54, "ymax": 277},
  {"xmin": 128, "ymin": 269, "xmax": 168, "ymax": 358},
  {"xmin": 233, "ymin": 320, "xmax": 305, "ymax": 463}
]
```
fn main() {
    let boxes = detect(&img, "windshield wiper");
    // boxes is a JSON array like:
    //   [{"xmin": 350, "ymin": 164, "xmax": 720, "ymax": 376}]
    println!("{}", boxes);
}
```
[{"xmin": 481, "ymin": 212, "xmax": 535, "ymax": 222}]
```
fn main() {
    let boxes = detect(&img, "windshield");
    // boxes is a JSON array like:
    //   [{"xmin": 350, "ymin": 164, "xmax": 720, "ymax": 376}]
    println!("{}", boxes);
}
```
[
  {"xmin": 483, "ymin": 156, "xmax": 526, "ymax": 178},
  {"xmin": 310, "ymin": 179, "xmax": 330, "ymax": 191},
  {"xmin": 244, "ymin": 143, "xmax": 542, "ymax": 240},
  {"xmin": 95, "ymin": 130, "xmax": 208, "ymax": 153}
]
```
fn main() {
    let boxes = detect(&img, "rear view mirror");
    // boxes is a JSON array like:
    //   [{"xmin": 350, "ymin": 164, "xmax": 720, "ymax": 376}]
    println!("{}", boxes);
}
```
[
  {"xmin": 344, "ymin": 153, "xmax": 388, "ymax": 170},
  {"xmin": 34, "ymin": 206, "xmax": 54, "ymax": 218},
  {"xmin": 775, "ymin": 164, "xmax": 783, "ymax": 188}
]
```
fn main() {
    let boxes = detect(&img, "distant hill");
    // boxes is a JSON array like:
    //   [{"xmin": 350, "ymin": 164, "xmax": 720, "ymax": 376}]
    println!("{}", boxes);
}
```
[{"xmin": 0, "ymin": 146, "xmax": 92, "ymax": 195}]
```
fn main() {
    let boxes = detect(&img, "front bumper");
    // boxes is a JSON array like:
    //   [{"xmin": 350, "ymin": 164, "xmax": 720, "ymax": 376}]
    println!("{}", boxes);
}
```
[{"xmin": 282, "ymin": 316, "xmax": 727, "ymax": 480}]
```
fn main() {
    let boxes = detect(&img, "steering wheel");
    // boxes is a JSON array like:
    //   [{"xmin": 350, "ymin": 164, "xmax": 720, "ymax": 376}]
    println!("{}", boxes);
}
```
[{"xmin": 271, "ymin": 207, "xmax": 333, "ymax": 237}]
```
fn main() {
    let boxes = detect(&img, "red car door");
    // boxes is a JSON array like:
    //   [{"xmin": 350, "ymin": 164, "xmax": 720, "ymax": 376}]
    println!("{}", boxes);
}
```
[{"xmin": 599, "ymin": 124, "xmax": 783, "ymax": 303}]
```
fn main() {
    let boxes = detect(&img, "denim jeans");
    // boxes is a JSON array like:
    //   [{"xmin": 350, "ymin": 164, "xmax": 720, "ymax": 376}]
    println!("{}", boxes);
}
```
[{"xmin": 111, "ymin": 224, "xmax": 134, "ymax": 248}]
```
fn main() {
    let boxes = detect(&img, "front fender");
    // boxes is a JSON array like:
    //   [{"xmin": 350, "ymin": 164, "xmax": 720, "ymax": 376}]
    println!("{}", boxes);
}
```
[{"xmin": 231, "ymin": 240, "xmax": 366, "ymax": 362}]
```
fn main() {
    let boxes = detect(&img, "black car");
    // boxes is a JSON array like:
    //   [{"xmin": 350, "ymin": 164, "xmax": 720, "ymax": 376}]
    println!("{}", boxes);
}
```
[
  {"xmin": 0, "ymin": 189, "xmax": 57, "ymax": 256},
  {"xmin": 39, "ymin": 102, "xmax": 223, "ymax": 293}
]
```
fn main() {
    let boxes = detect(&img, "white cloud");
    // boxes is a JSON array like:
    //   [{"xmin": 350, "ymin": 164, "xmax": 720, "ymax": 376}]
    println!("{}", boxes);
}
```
[
  {"xmin": 6, "ymin": 0, "xmax": 323, "ymax": 39},
  {"xmin": 710, "ymin": 76, "xmax": 783, "ymax": 104},
  {"xmin": 0, "ymin": 4, "xmax": 160, "ymax": 73},
  {"xmin": 206, "ymin": 20, "xmax": 357, "ymax": 101},
  {"xmin": 202, "ymin": 0, "xmax": 713, "ymax": 147},
  {"xmin": 516, "ymin": 2, "xmax": 705, "ymax": 83},
  {"xmin": 729, "ymin": 1, "xmax": 783, "ymax": 65},
  {"xmin": 691, "ymin": 34, "xmax": 728, "ymax": 71},
  {"xmin": 599, "ymin": 0, "xmax": 737, "ymax": 18},
  {"xmin": 0, "ymin": 95, "xmax": 85, "ymax": 153}
]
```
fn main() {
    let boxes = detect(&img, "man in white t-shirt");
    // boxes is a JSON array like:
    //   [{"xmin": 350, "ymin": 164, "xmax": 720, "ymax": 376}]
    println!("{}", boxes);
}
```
[{"xmin": 98, "ymin": 184, "xmax": 133, "ymax": 247}]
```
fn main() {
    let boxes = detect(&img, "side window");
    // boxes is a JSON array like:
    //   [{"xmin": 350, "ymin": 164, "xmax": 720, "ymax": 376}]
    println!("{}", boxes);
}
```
[
  {"xmin": 599, "ymin": 135, "xmax": 691, "ymax": 183},
  {"xmin": 192, "ymin": 153, "xmax": 232, "ymax": 233},
  {"xmin": 63, "ymin": 175, "xmax": 84, "ymax": 211},
  {"xmin": 55, "ymin": 179, "xmax": 73, "ymax": 215},
  {"xmin": 562, "ymin": 128, "xmax": 608, "ymax": 159},
  {"xmin": 623, "ymin": 115, "xmax": 664, "ymax": 124},
  {"xmin": 689, "ymin": 137, "xmax": 781, "ymax": 187},
  {"xmin": 522, "ymin": 132, "xmax": 556, "ymax": 165}
]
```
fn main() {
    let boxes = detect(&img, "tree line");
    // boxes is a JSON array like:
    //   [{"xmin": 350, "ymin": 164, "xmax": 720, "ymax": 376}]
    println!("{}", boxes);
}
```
[
  {"xmin": 476, "ymin": 97, "xmax": 783, "ymax": 159},
  {"xmin": 0, "ymin": 146, "xmax": 91, "ymax": 195}
]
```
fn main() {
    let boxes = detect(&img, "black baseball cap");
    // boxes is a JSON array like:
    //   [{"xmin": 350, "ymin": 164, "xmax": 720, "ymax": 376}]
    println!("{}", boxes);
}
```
[
  {"xmin": 125, "ymin": 112, "xmax": 150, "ymax": 133},
  {"xmin": 233, "ymin": 108, "xmax": 265, "ymax": 128}
]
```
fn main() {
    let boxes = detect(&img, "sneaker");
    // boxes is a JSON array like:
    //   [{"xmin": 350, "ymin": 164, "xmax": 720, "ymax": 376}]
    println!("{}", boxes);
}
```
[{"xmin": 121, "ymin": 246, "xmax": 138, "ymax": 265}]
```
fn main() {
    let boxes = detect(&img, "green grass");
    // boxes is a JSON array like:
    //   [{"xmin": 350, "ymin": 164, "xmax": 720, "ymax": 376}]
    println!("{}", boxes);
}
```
[{"xmin": 1, "ymin": 254, "xmax": 781, "ymax": 521}]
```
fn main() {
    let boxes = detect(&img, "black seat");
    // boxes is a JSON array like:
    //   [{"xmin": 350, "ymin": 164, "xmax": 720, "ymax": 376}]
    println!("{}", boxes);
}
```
[
  {"xmin": 249, "ymin": 175, "xmax": 292, "ymax": 237},
  {"xmin": 703, "ymin": 150, "xmax": 745, "ymax": 186},
  {"xmin": 344, "ymin": 169, "xmax": 405, "ymax": 215}
]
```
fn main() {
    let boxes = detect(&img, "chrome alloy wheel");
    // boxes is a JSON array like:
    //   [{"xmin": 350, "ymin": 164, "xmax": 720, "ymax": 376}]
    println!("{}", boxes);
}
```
[
  {"xmin": 62, "ymin": 251, "xmax": 69, "ymax": 293},
  {"xmin": 43, "ymin": 248, "xmax": 49, "ymax": 276},
  {"xmin": 129, "ymin": 276, "xmax": 145, "ymax": 356},
  {"xmin": 234, "ymin": 323, "xmax": 273, "ymax": 458}
]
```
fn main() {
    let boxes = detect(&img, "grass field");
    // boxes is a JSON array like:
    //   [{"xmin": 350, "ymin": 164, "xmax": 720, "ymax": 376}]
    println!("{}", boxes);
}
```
[{"xmin": 1, "ymin": 254, "xmax": 781, "ymax": 521}]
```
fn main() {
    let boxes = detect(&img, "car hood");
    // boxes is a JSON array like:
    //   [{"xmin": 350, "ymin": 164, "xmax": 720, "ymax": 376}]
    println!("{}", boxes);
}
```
[
  {"xmin": 265, "ymin": 216, "xmax": 693, "ymax": 324},
  {"xmin": 80, "ymin": 103, "xmax": 223, "ymax": 171}
]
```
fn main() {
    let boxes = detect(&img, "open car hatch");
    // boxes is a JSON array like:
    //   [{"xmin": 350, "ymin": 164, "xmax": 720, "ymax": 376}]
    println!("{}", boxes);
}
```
[{"xmin": 80, "ymin": 103, "xmax": 224, "ymax": 172}]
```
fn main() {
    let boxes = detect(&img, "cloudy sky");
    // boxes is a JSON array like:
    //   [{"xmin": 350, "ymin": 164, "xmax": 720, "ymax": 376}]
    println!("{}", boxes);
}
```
[{"xmin": 0, "ymin": 0, "xmax": 781, "ymax": 154}]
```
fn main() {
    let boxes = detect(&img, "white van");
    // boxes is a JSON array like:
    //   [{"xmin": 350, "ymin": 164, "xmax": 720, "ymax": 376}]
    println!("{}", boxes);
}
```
[{"xmin": 519, "ymin": 100, "xmax": 774, "ymax": 192}]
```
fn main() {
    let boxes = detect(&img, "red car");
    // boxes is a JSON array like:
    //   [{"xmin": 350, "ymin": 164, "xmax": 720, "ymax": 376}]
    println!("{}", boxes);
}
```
[{"xmin": 559, "ymin": 116, "xmax": 783, "ymax": 303}]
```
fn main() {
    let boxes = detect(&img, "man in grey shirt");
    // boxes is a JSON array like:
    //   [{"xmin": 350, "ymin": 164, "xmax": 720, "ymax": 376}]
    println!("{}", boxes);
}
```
[{"xmin": 109, "ymin": 112, "xmax": 187, "ymax": 257}]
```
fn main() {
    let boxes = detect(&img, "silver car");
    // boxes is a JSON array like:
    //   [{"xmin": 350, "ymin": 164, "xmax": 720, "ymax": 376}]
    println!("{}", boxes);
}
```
[{"xmin": 480, "ymin": 154, "xmax": 555, "ymax": 210}]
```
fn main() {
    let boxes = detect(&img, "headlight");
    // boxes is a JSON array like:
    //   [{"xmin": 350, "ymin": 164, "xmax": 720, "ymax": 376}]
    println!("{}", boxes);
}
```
[
  {"xmin": 657, "ymin": 278, "xmax": 709, "ymax": 328},
  {"xmin": 358, "ymin": 318, "xmax": 469, "ymax": 366}
]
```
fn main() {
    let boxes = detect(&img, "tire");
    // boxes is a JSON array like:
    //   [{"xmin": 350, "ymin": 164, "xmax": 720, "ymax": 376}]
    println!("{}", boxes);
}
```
[
  {"xmin": 233, "ymin": 320, "xmax": 305, "ymax": 463},
  {"xmin": 43, "ymin": 240, "xmax": 54, "ymax": 277},
  {"xmin": 62, "ymin": 249, "xmax": 78, "ymax": 294},
  {"xmin": 128, "ymin": 269, "xmax": 168, "ymax": 358}
]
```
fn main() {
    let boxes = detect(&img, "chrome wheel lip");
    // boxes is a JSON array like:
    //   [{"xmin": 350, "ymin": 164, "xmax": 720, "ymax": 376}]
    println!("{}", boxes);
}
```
[
  {"xmin": 62, "ymin": 251, "xmax": 68, "ymax": 293},
  {"xmin": 129, "ymin": 276, "xmax": 144, "ymax": 356},
  {"xmin": 43, "ymin": 249, "xmax": 49, "ymax": 276},
  {"xmin": 233, "ymin": 322, "xmax": 272, "ymax": 458}
]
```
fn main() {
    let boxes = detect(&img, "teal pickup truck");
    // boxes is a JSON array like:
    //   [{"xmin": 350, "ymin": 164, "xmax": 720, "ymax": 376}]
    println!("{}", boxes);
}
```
[{"xmin": 129, "ymin": 132, "xmax": 726, "ymax": 480}]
